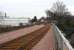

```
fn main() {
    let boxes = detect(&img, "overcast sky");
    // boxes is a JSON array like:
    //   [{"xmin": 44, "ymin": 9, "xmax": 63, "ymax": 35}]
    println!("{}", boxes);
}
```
[{"xmin": 0, "ymin": 0, "xmax": 74, "ymax": 18}]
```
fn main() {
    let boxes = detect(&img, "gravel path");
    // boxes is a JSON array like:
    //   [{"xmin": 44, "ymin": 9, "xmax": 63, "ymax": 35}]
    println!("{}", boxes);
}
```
[
  {"xmin": 0, "ymin": 24, "xmax": 56, "ymax": 50},
  {"xmin": 0, "ymin": 25, "xmax": 44, "ymax": 44},
  {"xmin": 31, "ymin": 26, "xmax": 56, "ymax": 50}
]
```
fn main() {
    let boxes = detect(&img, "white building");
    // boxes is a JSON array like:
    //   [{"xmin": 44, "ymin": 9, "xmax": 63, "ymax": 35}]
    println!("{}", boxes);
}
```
[
  {"xmin": 0, "ymin": 17, "xmax": 30, "ymax": 26},
  {"xmin": 0, "ymin": 12, "xmax": 31, "ymax": 26}
]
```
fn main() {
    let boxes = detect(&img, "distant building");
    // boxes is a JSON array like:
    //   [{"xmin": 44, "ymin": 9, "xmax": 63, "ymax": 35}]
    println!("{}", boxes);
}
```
[
  {"xmin": 0, "ymin": 11, "xmax": 31, "ymax": 26},
  {"xmin": 0, "ymin": 17, "xmax": 30, "ymax": 26}
]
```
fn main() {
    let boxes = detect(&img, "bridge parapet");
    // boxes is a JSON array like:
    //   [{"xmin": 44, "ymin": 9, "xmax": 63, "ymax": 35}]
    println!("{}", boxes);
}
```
[{"xmin": 52, "ymin": 24, "xmax": 74, "ymax": 50}]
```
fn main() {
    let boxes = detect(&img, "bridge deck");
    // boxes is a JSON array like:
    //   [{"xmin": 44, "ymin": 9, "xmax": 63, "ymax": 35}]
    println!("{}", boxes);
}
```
[
  {"xmin": 0, "ymin": 25, "xmax": 44, "ymax": 44},
  {"xmin": 31, "ymin": 26, "xmax": 55, "ymax": 50},
  {"xmin": 0, "ymin": 24, "xmax": 56, "ymax": 50}
]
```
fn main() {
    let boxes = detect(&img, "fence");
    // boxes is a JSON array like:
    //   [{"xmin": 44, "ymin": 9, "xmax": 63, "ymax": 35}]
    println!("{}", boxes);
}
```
[{"xmin": 52, "ymin": 24, "xmax": 74, "ymax": 50}]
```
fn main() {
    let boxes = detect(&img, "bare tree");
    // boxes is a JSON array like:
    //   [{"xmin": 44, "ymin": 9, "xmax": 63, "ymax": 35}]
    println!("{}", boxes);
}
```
[
  {"xmin": 50, "ymin": 1, "xmax": 70, "ymax": 16},
  {"xmin": 46, "ymin": 1, "xmax": 71, "ymax": 20}
]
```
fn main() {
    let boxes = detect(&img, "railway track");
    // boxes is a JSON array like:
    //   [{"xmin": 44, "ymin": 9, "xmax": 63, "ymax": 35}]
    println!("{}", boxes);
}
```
[{"xmin": 0, "ymin": 24, "xmax": 50, "ymax": 50}]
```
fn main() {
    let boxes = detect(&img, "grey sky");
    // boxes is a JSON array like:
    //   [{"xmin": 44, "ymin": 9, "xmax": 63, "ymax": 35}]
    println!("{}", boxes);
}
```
[{"xmin": 0, "ymin": 0, "xmax": 74, "ymax": 18}]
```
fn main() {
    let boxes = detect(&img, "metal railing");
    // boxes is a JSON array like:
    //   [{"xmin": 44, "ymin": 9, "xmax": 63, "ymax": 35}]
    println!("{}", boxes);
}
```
[{"xmin": 52, "ymin": 24, "xmax": 74, "ymax": 50}]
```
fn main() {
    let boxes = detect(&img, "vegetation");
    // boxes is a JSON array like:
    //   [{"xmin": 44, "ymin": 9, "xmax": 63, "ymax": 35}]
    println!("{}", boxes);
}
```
[
  {"xmin": 46, "ymin": 1, "xmax": 74, "ymax": 38},
  {"xmin": 30, "ymin": 16, "xmax": 37, "ymax": 23}
]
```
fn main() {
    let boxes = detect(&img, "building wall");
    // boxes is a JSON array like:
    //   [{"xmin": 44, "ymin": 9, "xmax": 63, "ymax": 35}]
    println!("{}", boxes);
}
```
[{"xmin": 0, "ymin": 18, "xmax": 30, "ymax": 26}]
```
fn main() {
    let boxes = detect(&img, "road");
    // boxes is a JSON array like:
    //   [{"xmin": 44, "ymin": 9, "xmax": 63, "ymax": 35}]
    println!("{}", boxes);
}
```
[{"xmin": 0, "ymin": 24, "xmax": 56, "ymax": 50}]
